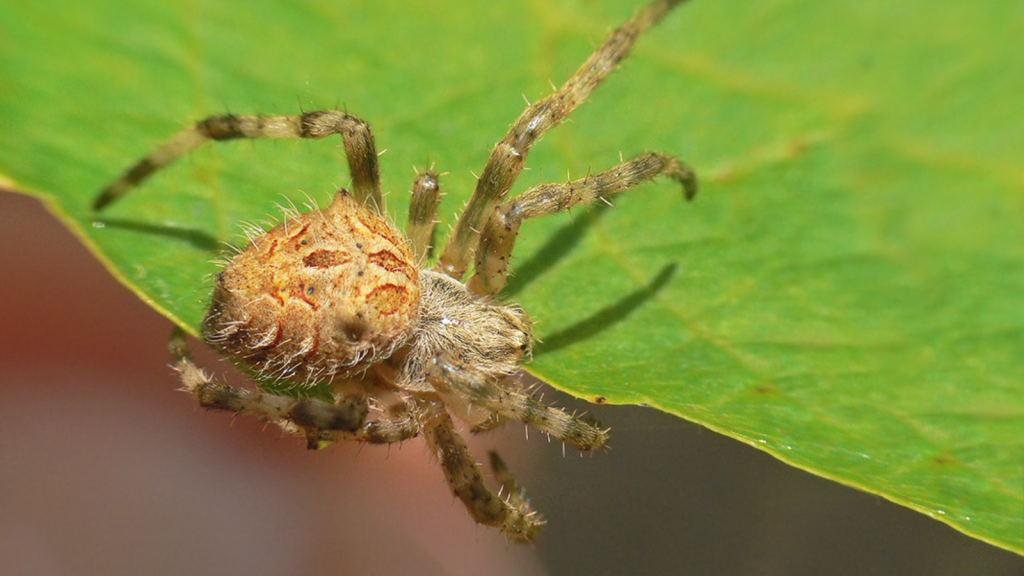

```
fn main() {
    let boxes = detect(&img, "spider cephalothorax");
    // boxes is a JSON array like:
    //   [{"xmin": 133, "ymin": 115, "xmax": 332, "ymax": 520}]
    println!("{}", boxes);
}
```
[{"xmin": 94, "ymin": 0, "xmax": 697, "ymax": 542}]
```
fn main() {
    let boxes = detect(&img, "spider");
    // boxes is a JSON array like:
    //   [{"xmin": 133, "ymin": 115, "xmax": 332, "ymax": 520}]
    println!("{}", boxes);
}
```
[{"xmin": 93, "ymin": 0, "xmax": 697, "ymax": 542}]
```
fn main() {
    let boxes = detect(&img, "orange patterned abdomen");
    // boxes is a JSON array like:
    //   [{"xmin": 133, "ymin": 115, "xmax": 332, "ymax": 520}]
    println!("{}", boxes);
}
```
[{"xmin": 203, "ymin": 191, "xmax": 419, "ymax": 383}]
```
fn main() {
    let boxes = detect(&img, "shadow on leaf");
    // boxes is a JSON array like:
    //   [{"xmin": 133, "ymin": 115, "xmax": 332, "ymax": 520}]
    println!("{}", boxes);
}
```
[
  {"xmin": 503, "ymin": 203, "xmax": 610, "ymax": 298},
  {"xmin": 535, "ymin": 262, "xmax": 677, "ymax": 357},
  {"xmin": 94, "ymin": 217, "xmax": 221, "ymax": 253}
]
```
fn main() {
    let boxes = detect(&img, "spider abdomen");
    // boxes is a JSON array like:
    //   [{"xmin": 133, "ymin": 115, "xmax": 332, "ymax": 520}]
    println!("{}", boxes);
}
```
[{"xmin": 203, "ymin": 190, "xmax": 420, "ymax": 384}]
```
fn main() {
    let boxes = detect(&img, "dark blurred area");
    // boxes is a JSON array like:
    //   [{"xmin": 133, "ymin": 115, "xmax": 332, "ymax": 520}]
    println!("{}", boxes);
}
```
[{"xmin": 1, "ymin": 190, "xmax": 1021, "ymax": 575}]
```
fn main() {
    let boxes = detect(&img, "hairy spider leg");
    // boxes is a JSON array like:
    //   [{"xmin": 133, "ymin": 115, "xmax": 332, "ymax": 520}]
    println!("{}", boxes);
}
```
[
  {"xmin": 436, "ymin": 0, "xmax": 690, "ymax": 280},
  {"xmin": 464, "ymin": 376, "xmax": 532, "ymax": 435},
  {"xmin": 488, "ymin": 451, "xmax": 532, "ymax": 512},
  {"xmin": 469, "ymin": 152, "xmax": 696, "ymax": 295},
  {"xmin": 316, "ymin": 404, "xmax": 421, "ymax": 447},
  {"xmin": 169, "ymin": 328, "xmax": 418, "ymax": 448},
  {"xmin": 418, "ymin": 399, "xmax": 544, "ymax": 542},
  {"xmin": 426, "ymin": 355, "xmax": 610, "ymax": 452},
  {"xmin": 406, "ymin": 169, "xmax": 443, "ymax": 262},
  {"xmin": 93, "ymin": 111, "xmax": 385, "ymax": 214}
]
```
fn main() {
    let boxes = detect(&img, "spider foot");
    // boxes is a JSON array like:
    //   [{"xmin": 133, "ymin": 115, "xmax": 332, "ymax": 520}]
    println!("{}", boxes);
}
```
[{"xmin": 420, "ymin": 402, "xmax": 544, "ymax": 542}]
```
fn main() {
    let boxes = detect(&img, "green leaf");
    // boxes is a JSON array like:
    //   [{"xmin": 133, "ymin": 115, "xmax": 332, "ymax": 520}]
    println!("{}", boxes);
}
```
[{"xmin": 2, "ymin": 0, "xmax": 1022, "ymax": 554}]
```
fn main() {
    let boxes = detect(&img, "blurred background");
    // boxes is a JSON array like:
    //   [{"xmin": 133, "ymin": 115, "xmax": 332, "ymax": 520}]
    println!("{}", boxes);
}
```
[{"xmin": 3, "ymin": 189, "xmax": 1020, "ymax": 575}]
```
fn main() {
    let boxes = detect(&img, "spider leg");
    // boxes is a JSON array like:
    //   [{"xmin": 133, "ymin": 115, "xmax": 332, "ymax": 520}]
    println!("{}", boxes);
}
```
[
  {"xmin": 417, "ymin": 399, "xmax": 544, "ymax": 542},
  {"xmin": 488, "ymin": 451, "xmax": 531, "ymax": 512},
  {"xmin": 426, "ymin": 356, "xmax": 610, "ymax": 452},
  {"xmin": 469, "ymin": 151, "xmax": 696, "ymax": 295},
  {"xmin": 170, "ymin": 328, "xmax": 377, "ymax": 449},
  {"xmin": 94, "ymin": 111, "xmax": 384, "ymax": 213},
  {"xmin": 315, "ymin": 386, "xmax": 421, "ymax": 445},
  {"xmin": 467, "ymin": 377, "xmax": 526, "ymax": 434},
  {"xmin": 469, "ymin": 412, "xmax": 508, "ymax": 434},
  {"xmin": 436, "ymin": 0, "xmax": 689, "ymax": 280},
  {"xmin": 316, "ymin": 408, "xmax": 420, "ymax": 446},
  {"xmin": 406, "ymin": 170, "xmax": 442, "ymax": 262}
]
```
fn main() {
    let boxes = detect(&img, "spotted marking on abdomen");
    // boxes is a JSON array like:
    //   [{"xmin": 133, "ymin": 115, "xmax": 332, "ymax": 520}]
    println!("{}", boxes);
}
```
[
  {"xmin": 303, "ymin": 249, "xmax": 353, "ymax": 268},
  {"xmin": 368, "ymin": 249, "xmax": 414, "ymax": 276},
  {"xmin": 366, "ymin": 283, "xmax": 413, "ymax": 316}
]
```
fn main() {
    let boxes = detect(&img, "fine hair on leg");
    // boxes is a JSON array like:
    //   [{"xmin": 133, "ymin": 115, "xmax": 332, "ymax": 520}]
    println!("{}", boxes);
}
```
[
  {"xmin": 488, "ymin": 451, "xmax": 531, "ymax": 512},
  {"xmin": 469, "ymin": 152, "xmax": 697, "ymax": 295},
  {"xmin": 436, "ymin": 0, "xmax": 690, "ymax": 280},
  {"xmin": 426, "ymin": 356, "xmax": 610, "ymax": 452},
  {"xmin": 406, "ymin": 169, "xmax": 442, "ymax": 262},
  {"xmin": 94, "ymin": 111, "xmax": 384, "ymax": 213},
  {"xmin": 417, "ymin": 399, "xmax": 544, "ymax": 542},
  {"xmin": 170, "ymin": 327, "xmax": 375, "ymax": 447}
]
